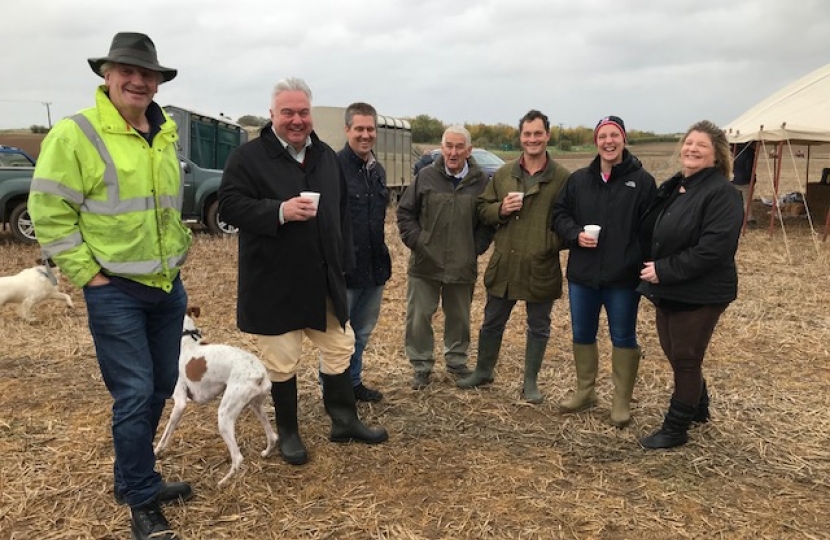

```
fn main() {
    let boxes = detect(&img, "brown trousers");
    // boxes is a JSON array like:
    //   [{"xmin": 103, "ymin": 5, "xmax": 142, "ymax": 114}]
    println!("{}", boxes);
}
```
[{"xmin": 655, "ymin": 304, "xmax": 727, "ymax": 406}]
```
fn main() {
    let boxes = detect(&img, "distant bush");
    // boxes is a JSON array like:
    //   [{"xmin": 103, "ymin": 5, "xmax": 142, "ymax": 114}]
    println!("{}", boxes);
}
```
[
  {"xmin": 558, "ymin": 140, "xmax": 572, "ymax": 151},
  {"xmin": 474, "ymin": 137, "xmax": 491, "ymax": 149},
  {"xmin": 628, "ymin": 136, "xmax": 680, "ymax": 145},
  {"xmin": 237, "ymin": 115, "xmax": 269, "ymax": 127},
  {"xmin": 30, "ymin": 125, "xmax": 50, "ymax": 134}
]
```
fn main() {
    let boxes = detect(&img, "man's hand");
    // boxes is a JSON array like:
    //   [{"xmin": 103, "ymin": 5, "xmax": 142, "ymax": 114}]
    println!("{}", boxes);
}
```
[
  {"xmin": 499, "ymin": 193, "xmax": 523, "ymax": 217},
  {"xmin": 283, "ymin": 195, "xmax": 318, "ymax": 222},
  {"xmin": 577, "ymin": 232, "xmax": 598, "ymax": 248},
  {"xmin": 87, "ymin": 273, "xmax": 110, "ymax": 287}
]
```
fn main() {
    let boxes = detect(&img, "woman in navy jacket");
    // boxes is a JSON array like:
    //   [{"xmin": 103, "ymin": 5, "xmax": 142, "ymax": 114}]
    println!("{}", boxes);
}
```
[
  {"xmin": 553, "ymin": 116, "xmax": 656, "ymax": 427},
  {"xmin": 637, "ymin": 120, "xmax": 743, "ymax": 449}
]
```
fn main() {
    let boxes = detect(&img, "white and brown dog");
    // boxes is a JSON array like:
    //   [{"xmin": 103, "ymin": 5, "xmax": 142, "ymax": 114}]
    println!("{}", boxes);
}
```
[
  {"xmin": 0, "ymin": 259, "xmax": 74, "ymax": 321},
  {"xmin": 154, "ymin": 307, "xmax": 278, "ymax": 486}
]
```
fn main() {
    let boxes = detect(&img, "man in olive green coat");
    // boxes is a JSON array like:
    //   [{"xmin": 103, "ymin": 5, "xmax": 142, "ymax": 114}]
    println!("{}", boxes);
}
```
[{"xmin": 458, "ymin": 110, "xmax": 570, "ymax": 403}]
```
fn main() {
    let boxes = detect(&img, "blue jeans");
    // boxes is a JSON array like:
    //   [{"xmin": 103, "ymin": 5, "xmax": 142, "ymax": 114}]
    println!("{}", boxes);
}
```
[
  {"xmin": 347, "ymin": 286, "xmax": 384, "ymax": 387},
  {"xmin": 568, "ymin": 281, "xmax": 639, "ymax": 348},
  {"xmin": 83, "ymin": 277, "xmax": 187, "ymax": 508}
]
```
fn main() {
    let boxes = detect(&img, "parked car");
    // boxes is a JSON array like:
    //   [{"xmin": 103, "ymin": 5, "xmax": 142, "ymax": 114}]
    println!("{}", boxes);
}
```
[
  {"xmin": 427, "ymin": 148, "xmax": 505, "ymax": 179},
  {"xmin": 0, "ymin": 145, "xmax": 36, "ymax": 168},
  {"xmin": 0, "ymin": 106, "xmax": 245, "ymax": 244},
  {"xmin": 0, "ymin": 146, "xmax": 37, "ymax": 243},
  {"xmin": 1, "ymin": 152, "xmax": 233, "ymax": 244}
]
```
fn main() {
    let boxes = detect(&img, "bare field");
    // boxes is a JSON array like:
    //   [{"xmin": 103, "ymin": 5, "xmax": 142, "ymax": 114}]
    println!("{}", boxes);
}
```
[
  {"xmin": 0, "ymin": 133, "xmax": 45, "ymax": 159},
  {"xmin": 1, "ymin": 146, "xmax": 830, "ymax": 539}
]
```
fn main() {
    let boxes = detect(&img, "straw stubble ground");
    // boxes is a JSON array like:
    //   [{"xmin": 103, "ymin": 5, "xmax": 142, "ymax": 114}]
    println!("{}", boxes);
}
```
[{"xmin": 2, "ymin": 148, "xmax": 830, "ymax": 539}]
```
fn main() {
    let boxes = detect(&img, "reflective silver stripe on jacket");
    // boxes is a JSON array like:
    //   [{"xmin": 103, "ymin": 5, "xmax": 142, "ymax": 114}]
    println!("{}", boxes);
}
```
[
  {"xmin": 70, "ymin": 114, "xmax": 184, "ymax": 214},
  {"xmin": 30, "ymin": 178, "xmax": 85, "ymax": 205},
  {"xmin": 39, "ymin": 231, "xmax": 84, "ymax": 259},
  {"xmin": 63, "ymin": 114, "xmax": 186, "ymax": 274},
  {"xmin": 98, "ymin": 253, "xmax": 188, "ymax": 275}
]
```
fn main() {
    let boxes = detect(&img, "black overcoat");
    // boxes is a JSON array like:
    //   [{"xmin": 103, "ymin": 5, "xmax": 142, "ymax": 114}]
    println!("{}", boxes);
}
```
[{"xmin": 218, "ymin": 125, "xmax": 353, "ymax": 335}]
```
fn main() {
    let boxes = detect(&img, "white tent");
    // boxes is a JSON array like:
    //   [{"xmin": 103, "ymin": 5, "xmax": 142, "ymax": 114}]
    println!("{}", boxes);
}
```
[
  {"xmin": 725, "ymin": 63, "xmax": 830, "ymax": 145},
  {"xmin": 723, "ymin": 63, "xmax": 830, "ymax": 243}
]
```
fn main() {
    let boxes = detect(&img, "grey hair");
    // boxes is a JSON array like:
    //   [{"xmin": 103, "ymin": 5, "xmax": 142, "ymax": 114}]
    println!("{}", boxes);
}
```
[
  {"xmin": 99, "ymin": 61, "xmax": 163, "ymax": 83},
  {"xmin": 272, "ymin": 77, "xmax": 313, "ymax": 103},
  {"xmin": 442, "ymin": 125, "xmax": 471, "ymax": 147},
  {"xmin": 99, "ymin": 61, "xmax": 115, "ymax": 76}
]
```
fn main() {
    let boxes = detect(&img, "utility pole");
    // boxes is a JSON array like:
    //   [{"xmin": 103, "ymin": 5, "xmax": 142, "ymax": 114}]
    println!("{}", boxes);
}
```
[{"xmin": 42, "ymin": 101, "xmax": 52, "ymax": 129}]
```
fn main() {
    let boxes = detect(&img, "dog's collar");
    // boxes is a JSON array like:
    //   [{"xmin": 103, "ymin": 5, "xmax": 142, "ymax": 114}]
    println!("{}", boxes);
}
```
[
  {"xmin": 182, "ymin": 329, "xmax": 202, "ymax": 341},
  {"xmin": 38, "ymin": 266, "xmax": 58, "ymax": 286}
]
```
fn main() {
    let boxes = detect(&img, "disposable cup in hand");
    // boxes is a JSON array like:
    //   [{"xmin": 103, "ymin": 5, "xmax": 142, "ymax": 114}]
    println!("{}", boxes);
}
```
[
  {"xmin": 508, "ymin": 191, "xmax": 524, "ymax": 201},
  {"xmin": 583, "ymin": 224, "xmax": 601, "ymax": 240},
  {"xmin": 300, "ymin": 191, "xmax": 320, "ymax": 213}
]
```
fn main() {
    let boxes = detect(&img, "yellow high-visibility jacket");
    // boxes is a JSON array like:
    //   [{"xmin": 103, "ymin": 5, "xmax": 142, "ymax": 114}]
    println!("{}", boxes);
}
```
[{"xmin": 29, "ymin": 87, "xmax": 191, "ymax": 291}]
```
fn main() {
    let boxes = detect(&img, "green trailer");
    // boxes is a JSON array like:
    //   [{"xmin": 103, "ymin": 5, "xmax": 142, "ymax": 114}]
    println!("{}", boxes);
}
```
[{"xmin": 163, "ymin": 105, "xmax": 248, "ymax": 170}]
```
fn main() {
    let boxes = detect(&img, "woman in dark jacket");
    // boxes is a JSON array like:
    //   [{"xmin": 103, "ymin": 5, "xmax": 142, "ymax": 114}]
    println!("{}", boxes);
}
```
[
  {"xmin": 553, "ymin": 115, "xmax": 656, "ymax": 427},
  {"xmin": 637, "ymin": 120, "xmax": 743, "ymax": 449}
]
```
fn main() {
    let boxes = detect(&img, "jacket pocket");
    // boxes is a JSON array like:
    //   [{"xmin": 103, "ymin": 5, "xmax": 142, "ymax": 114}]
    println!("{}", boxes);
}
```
[
  {"xmin": 527, "ymin": 252, "xmax": 560, "ymax": 299},
  {"xmin": 483, "ymin": 250, "xmax": 502, "ymax": 289}
]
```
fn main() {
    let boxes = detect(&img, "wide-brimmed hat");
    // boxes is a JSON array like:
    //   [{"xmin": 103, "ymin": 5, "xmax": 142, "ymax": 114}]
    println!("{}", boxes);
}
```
[{"xmin": 87, "ymin": 32, "xmax": 177, "ymax": 83}]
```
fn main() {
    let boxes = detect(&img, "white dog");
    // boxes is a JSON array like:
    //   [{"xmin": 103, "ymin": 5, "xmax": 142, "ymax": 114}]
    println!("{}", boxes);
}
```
[
  {"xmin": 154, "ymin": 308, "xmax": 278, "ymax": 486},
  {"xmin": 0, "ymin": 260, "xmax": 74, "ymax": 321}
]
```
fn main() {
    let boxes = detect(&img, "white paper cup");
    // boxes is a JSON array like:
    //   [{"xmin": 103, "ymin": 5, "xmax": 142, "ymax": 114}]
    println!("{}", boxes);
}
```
[
  {"xmin": 508, "ymin": 191, "xmax": 524, "ymax": 201},
  {"xmin": 583, "ymin": 224, "xmax": 601, "ymax": 240},
  {"xmin": 300, "ymin": 191, "xmax": 320, "ymax": 213}
]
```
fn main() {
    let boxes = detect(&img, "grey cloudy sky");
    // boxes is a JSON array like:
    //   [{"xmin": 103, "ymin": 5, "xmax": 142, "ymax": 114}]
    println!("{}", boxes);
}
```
[{"xmin": 2, "ymin": 0, "xmax": 829, "ymax": 133}]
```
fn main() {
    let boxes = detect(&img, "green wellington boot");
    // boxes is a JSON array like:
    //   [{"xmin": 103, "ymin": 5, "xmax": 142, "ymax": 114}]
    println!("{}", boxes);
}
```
[
  {"xmin": 609, "ymin": 346, "xmax": 641, "ymax": 427},
  {"xmin": 559, "ymin": 342, "xmax": 599, "ymax": 412},
  {"xmin": 522, "ymin": 337, "xmax": 548, "ymax": 404},
  {"xmin": 457, "ymin": 332, "xmax": 503, "ymax": 389}
]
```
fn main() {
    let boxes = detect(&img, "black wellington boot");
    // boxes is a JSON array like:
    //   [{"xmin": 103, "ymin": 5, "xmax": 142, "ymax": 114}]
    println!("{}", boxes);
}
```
[
  {"xmin": 322, "ymin": 371, "xmax": 388, "ymax": 444},
  {"xmin": 639, "ymin": 399, "xmax": 696, "ymax": 449},
  {"xmin": 693, "ymin": 379, "xmax": 710, "ymax": 424},
  {"xmin": 271, "ymin": 377, "xmax": 308, "ymax": 465}
]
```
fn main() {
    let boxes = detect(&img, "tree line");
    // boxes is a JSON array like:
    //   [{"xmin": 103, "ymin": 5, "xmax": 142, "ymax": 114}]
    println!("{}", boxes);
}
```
[
  {"xmin": 235, "ymin": 114, "xmax": 678, "ymax": 151},
  {"xmin": 407, "ymin": 114, "xmax": 677, "ymax": 150}
]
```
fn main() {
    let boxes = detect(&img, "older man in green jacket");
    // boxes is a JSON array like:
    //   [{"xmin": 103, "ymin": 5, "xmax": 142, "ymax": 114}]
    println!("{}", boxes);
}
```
[
  {"xmin": 458, "ymin": 110, "xmax": 570, "ymax": 403},
  {"xmin": 397, "ymin": 126, "xmax": 495, "ymax": 390}
]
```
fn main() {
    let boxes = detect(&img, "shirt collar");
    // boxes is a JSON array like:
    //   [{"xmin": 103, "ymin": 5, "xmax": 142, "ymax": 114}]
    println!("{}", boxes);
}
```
[
  {"xmin": 519, "ymin": 152, "xmax": 549, "ymax": 174},
  {"xmin": 272, "ymin": 125, "xmax": 312, "ymax": 163},
  {"xmin": 445, "ymin": 160, "xmax": 469, "ymax": 180}
]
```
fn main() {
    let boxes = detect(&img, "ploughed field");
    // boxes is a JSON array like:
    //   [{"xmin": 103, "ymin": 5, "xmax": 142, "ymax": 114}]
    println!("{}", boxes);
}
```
[{"xmin": 1, "ymin": 143, "xmax": 829, "ymax": 539}]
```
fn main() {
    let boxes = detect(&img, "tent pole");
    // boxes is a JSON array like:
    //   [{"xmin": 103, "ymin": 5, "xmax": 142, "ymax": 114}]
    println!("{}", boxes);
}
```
[
  {"xmin": 743, "ymin": 141, "xmax": 759, "ymax": 236},
  {"xmin": 768, "ymin": 141, "xmax": 784, "ymax": 237}
]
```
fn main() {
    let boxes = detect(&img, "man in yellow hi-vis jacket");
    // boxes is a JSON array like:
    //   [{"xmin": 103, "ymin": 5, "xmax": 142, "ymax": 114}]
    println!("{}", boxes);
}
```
[{"xmin": 28, "ymin": 32, "xmax": 192, "ymax": 540}]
